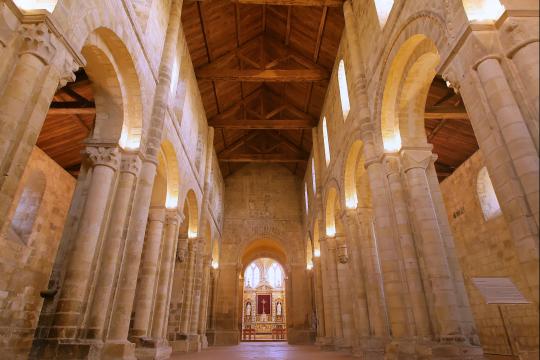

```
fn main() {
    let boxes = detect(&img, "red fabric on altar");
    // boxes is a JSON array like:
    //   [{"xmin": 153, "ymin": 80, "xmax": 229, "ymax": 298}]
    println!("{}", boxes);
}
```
[{"xmin": 257, "ymin": 294, "xmax": 271, "ymax": 315}]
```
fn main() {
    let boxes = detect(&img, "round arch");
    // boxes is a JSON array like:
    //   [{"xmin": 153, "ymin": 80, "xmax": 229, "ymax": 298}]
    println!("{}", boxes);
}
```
[
  {"xmin": 343, "ymin": 139, "xmax": 372, "ymax": 210},
  {"xmin": 324, "ymin": 185, "xmax": 344, "ymax": 237},
  {"xmin": 240, "ymin": 238, "xmax": 288, "ymax": 275},
  {"xmin": 82, "ymin": 28, "xmax": 143, "ymax": 149},
  {"xmin": 184, "ymin": 190, "xmax": 199, "ymax": 238},
  {"xmin": 160, "ymin": 141, "xmax": 180, "ymax": 209}
]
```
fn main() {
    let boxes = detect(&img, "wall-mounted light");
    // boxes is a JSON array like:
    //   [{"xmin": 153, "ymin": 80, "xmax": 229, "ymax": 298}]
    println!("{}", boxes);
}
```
[
  {"xmin": 345, "ymin": 195, "xmax": 358, "ymax": 210},
  {"xmin": 326, "ymin": 227, "xmax": 336, "ymax": 238},
  {"xmin": 188, "ymin": 230, "xmax": 197, "ymax": 239},
  {"xmin": 211, "ymin": 260, "xmax": 219, "ymax": 269},
  {"xmin": 314, "ymin": 249, "xmax": 321, "ymax": 258},
  {"xmin": 306, "ymin": 262, "xmax": 314, "ymax": 270}
]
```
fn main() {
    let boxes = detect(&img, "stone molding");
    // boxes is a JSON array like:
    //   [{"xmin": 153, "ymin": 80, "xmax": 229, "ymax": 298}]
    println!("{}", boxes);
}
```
[
  {"xmin": 0, "ymin": 2, "xmax": 18, "ymax": 48},
  {"xmin": 85, "ymin": 145, "xmax": 121, "ymax": 170},
  {"xmin": 383, "ymin": 155, "xmax": 401, "ymax": 176},
  {"xmin": 148, "ymin": 207, "xmax": 166, "ymax": 223}
]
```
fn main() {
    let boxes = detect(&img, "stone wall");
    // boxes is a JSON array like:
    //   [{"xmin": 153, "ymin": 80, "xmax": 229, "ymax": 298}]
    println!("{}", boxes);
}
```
[
  {"xmin": 441, "ymin": 151, "xmax": 539, "ymax": 357},
  {"xmin": 211, "ymin": 164, "xmax": 314, "ymax": 345},
  {"xmin": 0, "ymin": 147, "xmax": 76, "ymax": 360}
]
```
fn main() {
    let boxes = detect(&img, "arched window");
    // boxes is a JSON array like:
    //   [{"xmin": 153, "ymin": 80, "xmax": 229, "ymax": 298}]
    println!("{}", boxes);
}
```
[
  {"xmin": 13, "ymin": 0, "xmax": 58, "ymax": 12},
  {"xmin": 322, "ymin": 117, "xmax": 331, "ymax": 166},
  {"xmin": 462, "ymin": 0, "xmax": 504, "ymax": 22},
  {"xmin": 338, "ymin": 60, "xmax": 350, "ymax": 120},
  {"xmin": 374, "ymin": 0, "xmax": 394, "ymax": 28},
  {"xmin": 477, "ymin": 166, "xmax": 502, "ymax": 221},
  {"xmin": 268, "ymin": 262, "xmax": 283, "ymax": 288},
  {"xmin": 311, "ymin": 158, "xmax": 317, "ymax": 194},
  {"xmin": 9, "ymin": 170, "xmax": 46, "ymax": 245},
  {"xmin": 244, "ymin": 262, "xmax": 260, "ymax": 288}
]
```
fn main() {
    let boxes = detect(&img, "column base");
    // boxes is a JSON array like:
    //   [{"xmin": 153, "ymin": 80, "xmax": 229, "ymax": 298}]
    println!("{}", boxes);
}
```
[
  {"xmin": 170, "ymin": 334, "xmax": 201, "ymax": 352},
  {"xmin": 352, "ymin": 336, "xmax": 386, "ymax": 359},
  {"xmin": 385, "ymin": 338, "xmax": 484, "ymax": 360},
  {"xmin": 30, "ymin": 338, "xmax": 108, "ymax": 360},
  {"xmin": 131, "ymin": 337, "xmax": 172, "ymax": 360},
  {"xmin": 199, "ymin": 334, "xmax": 208, "ymax": 349},
  {"xmin": 101, "ymin": 340, "xmax": 137, "ymax": 360},
  {"xmin": 316, "ymin": 336, "xmax": 335, "ymax": 351}
]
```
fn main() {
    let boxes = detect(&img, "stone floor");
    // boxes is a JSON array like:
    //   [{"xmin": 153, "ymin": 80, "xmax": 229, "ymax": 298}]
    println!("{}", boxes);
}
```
[{"xmin": 171, "ymin": 342, "xmax": 357, "ymax": 359}]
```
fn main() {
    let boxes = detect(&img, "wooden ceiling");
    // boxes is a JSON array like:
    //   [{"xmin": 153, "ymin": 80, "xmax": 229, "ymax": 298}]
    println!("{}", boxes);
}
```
[
  {"xmin": 181, "ymin": 0, "xmax": 345, "ymax": 177},
  {"xmin": 425, "ymin": 76, "xmax": 478, "ymax": 182},
  {"xmin": 36, "ymin": 70, "xmax": 95, "ymax": 178}
]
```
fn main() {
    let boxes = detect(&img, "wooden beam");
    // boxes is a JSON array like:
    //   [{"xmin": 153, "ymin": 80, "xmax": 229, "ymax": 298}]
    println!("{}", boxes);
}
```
[
  {"xmin": 48, "ymin": 101, "xmax": 96, "ymax": 115},
  {"xmin": 196, "ymin": 68, "xmax": 329, "ymax": 82},
  {"xmin": 219, "ymin": 153, "xmax": 307, "ymax": 163},
  {"xmin": 425, "ymin": 106, "xmax": 468, "ymax": 120},
  {"xmin": 218, "ymin": 131, "xmax": 259, "ymax": 157},
  {"xmin": 209, "ymin": 119, "xmax": 316, "ymax": 129},
  {"xmin": 230, "ymin": 0, "xmax": 344, "ymax": 6}
]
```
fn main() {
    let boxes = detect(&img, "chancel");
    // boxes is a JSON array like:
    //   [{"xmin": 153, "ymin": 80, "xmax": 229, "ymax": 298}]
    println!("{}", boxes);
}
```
[{"xmin": 0, "ymin": 0, "xmax": 538, "ymax": 359}]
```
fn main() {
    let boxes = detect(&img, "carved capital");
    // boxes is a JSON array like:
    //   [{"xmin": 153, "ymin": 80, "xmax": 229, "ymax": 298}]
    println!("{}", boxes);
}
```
[
  {"xmin": 85, "ymin": 146, "xmax": 120, "ymax": 170},
  {"xmin": 18, "ymin": 22, "xmax": 56, "ymax": 64},
  {"xmin": 400, "ymin": 149, "xmax": 433, "ymax": 172},
  {"xmin": 177, "ymin": 237, "xmax": 188, "ymax": 263},
  {"xmin": 120, "ymin": 152, "xmax": 142, "ymax": 176},
  {"xmin": 337, "ymin": 244, "xmax": 349, "ymax": 264},
  {"xmin": 57, "ymin": 57, "xmax": 79, "ymax": 89}
]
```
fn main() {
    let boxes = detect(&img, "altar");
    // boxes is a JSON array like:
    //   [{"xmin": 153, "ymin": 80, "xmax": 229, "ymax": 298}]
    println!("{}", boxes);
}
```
[{"xmin": 242, "ymin": 259, "xmax": 286, "ymax": 341}]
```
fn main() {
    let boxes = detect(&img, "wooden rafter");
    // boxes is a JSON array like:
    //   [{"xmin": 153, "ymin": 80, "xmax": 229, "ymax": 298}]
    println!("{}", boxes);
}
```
[
  {"xmin": 209, "ymin": 119, "xmax": 316, "ymax": 129},
  {"xmin": 220, "ymin": 153, "xmax": 307, "ymax": 163},
  {"xmin": 230, "ymin": 0, "xmax": 344, "ymax": 6},
  {"xmin": 425, "ymin": 106, "xmax": 468, "ymax": 120}
]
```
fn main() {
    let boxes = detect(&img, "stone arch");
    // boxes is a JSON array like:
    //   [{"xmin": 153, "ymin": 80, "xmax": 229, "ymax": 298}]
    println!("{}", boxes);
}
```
[
  {"xmin": 306, "ymin": 235, "xmax": 313, "ymax": 269},
  {"xmin": 8, "ymin": 169, "xmax": 46, "ymax": 245},
  {"xmin": 324, "ymin": 184, "xmax": 344, "ymax": 237},
  {"xmin": 184, "ymin": 189, "xmax": 199, "ymax": 238},
  {"xmin": 343, "ymin": 139, "xmax": 372, "ymax": 210},
  {"xmin": 375, "ymin": 13, "xmax": 450, "ymax": 150},
  {"xmin": 312, "ymin": 217, "xmax": 321, "ymax": 257},
  {"xmin": 160, "ymin": 140, "xmax": 180, "ymax": 209},
  {"xmin": 82, "ymin": 27, "xmax": 143, "ymax": 149},
  {"xmin": 380, "ymin": 34, "xmax": 440, "ymax": 149},
  {"xmin": 240, "ymin": 238, "xmax": 289, "ymax": 277}
]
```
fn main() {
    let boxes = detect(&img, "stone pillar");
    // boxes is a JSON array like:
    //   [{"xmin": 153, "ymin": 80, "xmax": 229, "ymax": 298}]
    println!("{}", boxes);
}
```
[
  {"xmin": 189, "ymin": 248, "xmax": 204, "ymax": 336},
  {"xmin": 383, "ymin": 154, "xmax": 431, "ymax": 338},
  {"xmin": 319, "ymin": 236, "xmax": 343, "ymax": 346},
  {"xmin": 85, "ymin": 152, "xmax": 141, "ymax": 340},
  {"xmin": 334, "ymin": 233, "xmax": 354, "ymax": 350},
  {"xmin": 132, "ymin": 207, "xmax": 166, "ymax": 338},
  {"xmin": 197, "ymin": 256, "xmax": 212, "ymax": 348},
  {"xmin": 180, "ymin": 239, "xmax": 198, "ymax": 335},
  {"xmin": 103, "ymin": 158, "xmax": 157, "ymax": 358},
  {"xmin": 0, "ymin": 21, "xmax": 67, "ymax": 230},
  {"xmin": 474, "ymin": 57, "xmax": 539, "ymax": 228},
  {"xmin": 400, "ymin": 148, "xmax": 463, "ymax": 340},
  {"xmin": 151, "ymin": 210, "xmax": 181, "ymax": 340},
  {"xmin": 50, "ymin": 145, "xmax": 120, "ymax": 338},
  {"xmin": 312, "ymin": 257, "xmax": 326, "ymax": 342}
]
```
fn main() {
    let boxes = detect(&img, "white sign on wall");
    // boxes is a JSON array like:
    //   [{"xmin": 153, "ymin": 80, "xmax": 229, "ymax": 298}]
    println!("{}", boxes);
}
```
[{"xmin": 472, "ymin": 277, "xmax": 530, "ymax": 304}]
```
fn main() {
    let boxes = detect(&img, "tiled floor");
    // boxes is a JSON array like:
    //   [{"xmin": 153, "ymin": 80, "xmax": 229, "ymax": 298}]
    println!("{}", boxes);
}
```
[{"xmin": 170, "ymin": 342, "xmax": 357, "ymax": 359}]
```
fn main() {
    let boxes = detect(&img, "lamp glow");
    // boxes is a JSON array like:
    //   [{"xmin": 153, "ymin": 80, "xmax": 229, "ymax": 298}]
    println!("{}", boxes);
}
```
[
  {"xmin": 165, "ymin": 196, "xmax": 178, "ymax": 210},
  {"xmin": 326, "ymin": 227, "xmax": 336, "ymax": 238},
  {"xmin": 345, "ymin": 195, "xmax": 358, "ymax": 210},
  {"xmin": 211, "ymin": 260, "xmax": 219, "ymax": 269},
  {"xmin": 188, "ymin": 230, "xmax": 197, "ymax": 239},
  {"xmin": 314, "ymin": 249, "xmax": 321, "ymax": 257},
  {"xmin": 307, "ymin": 262, "xmax": 314, "ymax": 270}
]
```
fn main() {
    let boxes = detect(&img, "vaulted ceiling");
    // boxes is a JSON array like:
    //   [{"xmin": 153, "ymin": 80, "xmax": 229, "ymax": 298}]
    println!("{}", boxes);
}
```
[{"xmin": 181, "ymin": 0, "xmax": 345, "ymax": 178}]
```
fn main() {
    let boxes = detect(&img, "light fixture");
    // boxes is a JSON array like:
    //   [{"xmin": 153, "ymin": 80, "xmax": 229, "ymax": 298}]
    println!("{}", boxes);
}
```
[
  {"xmin": 384, "ymin": 133, "xmax": 402, "ymax": 153},
  {"xmin": 314, "ymin": 249, "xmax": 321, "ymax": 258},
  {"xmin": 306, "ymin": 262, "xmax": 314, "ymax": 270},
  {"xmin": 211, "ymin": 260, "xmax": 219, "ymax": 269},
  {"xmin": 188, "ymin": 230, "xmax": 197, "ymax": 239}
]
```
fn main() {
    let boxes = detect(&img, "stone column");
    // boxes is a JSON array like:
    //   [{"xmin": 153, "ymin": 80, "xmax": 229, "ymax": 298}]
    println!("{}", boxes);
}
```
[
  {"xmin": 104, "ymin": 158, "xmax": 158, "ymax": 356},
  {"xmin": 312, "ymin": 257, "xmax": 326, "ymax": 341},
  {"xmin": 85, "ymin": 152, "xmax": 141, "ymax": 340},
  {"xmin": 189, "ymin": 250, "xmax": 205, "ymax": 336},
  {"xmin": 197, "ymin": 256, "xmax": 212, "ymax": 346},
  {"xmin": 180, "ymin": 239, "xmax": 198, "ymax": 334},
  {"xmin": 151, "ymin": 210, "xmax": 181, "ymax": 340},
  {"xmin": 50, "ymin": 145, "xmax": 120, "ymax": 338},
  {"xmin": 334, "ymin": 233, "xmax": 354, "ymax": 350},
  {"xmin": 400, "ymin": 148, "xmax": 463, "ymax": 340},
  {"xmin": 132, "ymin": 207, "xmax": 166, "ymax": 338},
  {"xmin": 319, "ymin": 236, "xmax": 343, "ymax": 346},
  {"xmin": 384, "ymin": 154, "xmax": 431, "ymax": 338},
  {"xmin": 0, "ymin": 22, "xmax": 66, "ymax": 230},
  {"xmin": 474, "ymin": 57, "xmax": 539, "ymax": 227}
]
